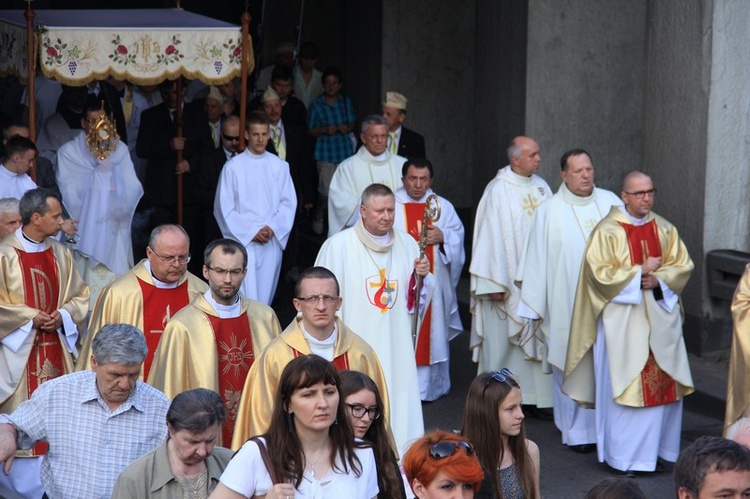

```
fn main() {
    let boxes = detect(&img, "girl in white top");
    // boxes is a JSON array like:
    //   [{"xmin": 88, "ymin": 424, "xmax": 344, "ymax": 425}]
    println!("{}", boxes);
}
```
[{"xmin": 209, "ymin": 355, "xmax": 379, "ymax": 499}]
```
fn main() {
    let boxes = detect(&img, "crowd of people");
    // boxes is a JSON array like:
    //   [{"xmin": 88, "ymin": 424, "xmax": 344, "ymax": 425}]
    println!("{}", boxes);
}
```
[{"xmin": 0, "ymin": 38, "xmax": 749, "ymax": 499}]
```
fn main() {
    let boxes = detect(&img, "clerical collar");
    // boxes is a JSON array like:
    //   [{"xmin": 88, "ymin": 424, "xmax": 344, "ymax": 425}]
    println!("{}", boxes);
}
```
[
  {"xmin": 559, "ymin": 181, "xmax": 597, "ymax": 206},
  {"xmin": 300, "ymin": 321, "xmax": 338, "ymax": 362},
  {"xmin": 143, "ymin": 260, "xmax": 180, "ymax": 289},
  {"xmin": 365, "ymin": 228, "xmax": 391, "ymax": 245},
  {"xmin": 204, "ymin": 289, "xmax": 241, "ymax": 319},
  {"xmin": 16, "ymin": 227, "xmax": 44, "ymax": 253},
  {"xmin": 617, "ymin": 205, "xmax": 649, "ymax": 226},
  {"xmin": 507, "ymin": 165, "xmax": 533, "ymax": 183},
  {"xmin": 371, "ymin": 150, "xmax": 387, "ymax": 161}
]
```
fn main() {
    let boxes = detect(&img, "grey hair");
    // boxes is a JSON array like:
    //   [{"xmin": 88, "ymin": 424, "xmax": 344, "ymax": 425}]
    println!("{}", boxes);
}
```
[
  {"xmin": 167, "ymin": 388, "xmax": 227, "ymax": 432},
  {"xmin": 360, "ymin": 114, "xmax": 389, "ymax": 135},
  {"xmin": 0, "ymin": 198, "xmax": 19, "ymax": 216},
  {"xmin": 92, "ymin": 323, "xmax": 148, "ymax": 366},
  {"xmin": 361, "ymin": 183, "xmax": 394, "ymax": 206},
  {"xmin": 727, "ymin": 417, "xmax": 750, "ymax": 442},
  {"xmin": 506, "ymin": 142, "xmax": 521, "ymax": 162},
  {"xmin": 148, "ymin": 224, "xmax": 189, "ymax": 250},
  {"xmin": 19, "ymin": 188, "xmax": 60, "ymax": 226}
]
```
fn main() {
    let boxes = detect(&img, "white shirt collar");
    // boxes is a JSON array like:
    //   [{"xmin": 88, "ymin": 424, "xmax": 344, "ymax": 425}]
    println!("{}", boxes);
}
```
[{"xmin": 143, "ymin": 260, "xmax": 180, "ymax": 289}]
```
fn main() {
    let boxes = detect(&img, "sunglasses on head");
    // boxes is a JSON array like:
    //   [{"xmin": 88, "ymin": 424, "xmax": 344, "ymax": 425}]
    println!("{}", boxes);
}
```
[
  {"xmin": 482, "ymin": 368, "xmax": 514, "ymax": 395},
  {"xmin": 430, "ymin": 440, "xmax": 474, "ymax": 459}
]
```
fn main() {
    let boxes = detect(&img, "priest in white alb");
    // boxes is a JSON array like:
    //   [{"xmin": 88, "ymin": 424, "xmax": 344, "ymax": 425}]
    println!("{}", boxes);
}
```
[
  {"xmin": 469, "ymin": 136, "xmax": 554, "ymax": 414},
  {"xmin": 327, "ymin": 115, "xmax": 406, "ymax": 236},
  {"xmin": 316, "ymin": 183, "xmax": 432, "ymax": 454},
  {"xmin": 515, "ymin": 149, "xmax": 621, "ymax": 452},
  {"xmin": 393, "ymin": 158, "xmax": 464, "ymax": 401},
  {"xmin": 214, "ymin": 112, "xmax": 297, "ymax": 305},
  {"xmin": 0, "ymin": 135, "xmax": 37, "ymax": 200},
  {"xmin": 564, "ymin": 171, "xmax": 694, "ymax": 473},
  {"xmin": 56, "ymin": 101, "xmax": 143, "ymax": 308}
]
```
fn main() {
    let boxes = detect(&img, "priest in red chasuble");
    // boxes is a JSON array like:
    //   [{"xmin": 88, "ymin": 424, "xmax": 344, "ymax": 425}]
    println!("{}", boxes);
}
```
[
  {"xmin": 77, "ymin": 224, "xmax": 207, "ymax": 378},
  {"xmin": 0, "ymin": 188, "xmax": 89, "ymax": 498},
  {"xmin": 231, "ymin": 266, "xmax": 390, "ymax": 450},
  {"xmin": 563, "ymin": 171, "xmax": 694, "ymax": 474},
  {"xmin": 148, "ymin": 238, "xmax": 281, "ymax": 447}
]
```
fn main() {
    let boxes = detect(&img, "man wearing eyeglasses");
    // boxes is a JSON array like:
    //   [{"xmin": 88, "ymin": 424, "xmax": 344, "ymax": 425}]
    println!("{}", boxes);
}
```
[
  {"xmin": 78, "ymin": 224, "xmax": 208, "ymax": 380},
  {"xmin": 230, "ymin": 266, "xmax": 390, "ymax": 450},
  {"xmin": 148, "ymin": 238, "xmax": 281, "ymax": 447},
  {"xmin": 515, "ymin": 149, "xmax": 621, "ymax": 453},
  {"xmin": 564, "ymin": 170, "xmax": 695, "ymax": 475}
]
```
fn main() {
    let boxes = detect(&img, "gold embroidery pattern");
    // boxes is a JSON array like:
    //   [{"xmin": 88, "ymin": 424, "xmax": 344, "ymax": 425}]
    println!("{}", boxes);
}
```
[
  {"xmin": 219, "ymin": 333, "xmax": 254, "ymax": 377},
  {"xmin": 522, "ymin": 194, "xmax": 541, "ymax": 217},
  {"xmin": 34, "ymin": 358, "xmax": 62, "ymax": 382},
  {"xmin": 223, "ymin": 387, "xmax": 241, "ymax": 429}
]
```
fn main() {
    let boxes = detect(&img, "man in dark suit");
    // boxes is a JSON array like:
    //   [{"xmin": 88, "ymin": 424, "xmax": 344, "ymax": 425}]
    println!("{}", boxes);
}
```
[
  {"xmin": 382, "ymin": 91, "xmax": 426, "ymax": 160},
  {"xmin": 135, "ymin": 79, "xmax": 211, "ymax": 258},
  {"xmin": 250, "ymin": 65, "xmax": 307, "ymax": 128},
  {"xmin": 260, "ymin": 87, "xmax": 316, "ymax": 281}
]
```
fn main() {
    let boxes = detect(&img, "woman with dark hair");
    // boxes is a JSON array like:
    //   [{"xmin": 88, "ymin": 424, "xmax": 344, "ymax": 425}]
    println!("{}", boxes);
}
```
[
  {"xmin": 339, "ymin": 370, "xmax": 405, "ymax": 498},
  {"xmin": 210, "ymin": 355, "xmax": 379, "ymax": 498},
  {"xmin": 462, "ymin": 370, "xmax": 540, "ymax": 499},
  {"xmin": 402, "ymin": 429, "xmax": 485, "ymax": 498},
  {"xmin": 113, "ymin": 388, "xmax": 232, "ymax": 498}
]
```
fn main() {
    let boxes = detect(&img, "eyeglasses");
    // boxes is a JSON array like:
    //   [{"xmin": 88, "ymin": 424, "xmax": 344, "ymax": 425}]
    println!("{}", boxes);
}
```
[
  {"xmin": 149, "ymin": 248, "xmax": 191, "ymax": 265},
  {"xmin": 624, "ymin": 188, "xmax": 657, "ymax": 199},
  {"xmin": 296, "ymin": 295, "xmax": 339, "ymax": 305},
  {"xmin": 345, "ymin": 403, "xmax": 381, "ymax": 420},
  {"xmin": 222, "ymin": 133, "xmax": 240, "ymax": 142},
  {"xmin": 483, "ymin": 368, "xmax": 514, "ymax": 395},
  {"xmin": 206, "ymin": 266, "xmax": 245, "ymax": 277},
  {"xmin": 430, "ymin": 441, "xmax": 474, "ymax": 459}
]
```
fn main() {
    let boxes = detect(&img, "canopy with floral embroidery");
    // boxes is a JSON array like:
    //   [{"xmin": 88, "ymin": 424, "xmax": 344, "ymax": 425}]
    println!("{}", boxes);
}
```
[{"xmin": 0, "ymin": 8, "xmax": 254, "ymax": 86}]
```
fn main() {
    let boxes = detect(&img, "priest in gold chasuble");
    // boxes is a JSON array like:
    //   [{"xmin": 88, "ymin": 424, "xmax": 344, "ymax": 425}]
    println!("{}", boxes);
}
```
[
  {"xmin": 148, "ymin": 239, "xmax": 281, "ymax": 447},
  {"xmin": 563, "ymin": 171, "xmax": 694, "ymax": 473},
  {"xmin": 725, "ymin": 265, "xmax": 750, "ymax": 433},
  {"xmin": 0, "ymin": 189, "xmax": 88, "ymax": 498},
  {"xmin": 77, "ymin": 225, "xmax": 207, "ymax": 379}
]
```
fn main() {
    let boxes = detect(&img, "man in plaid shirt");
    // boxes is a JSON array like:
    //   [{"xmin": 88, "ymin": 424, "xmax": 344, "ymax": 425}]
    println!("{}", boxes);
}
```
[{"xmin": 307, "ymin": 67, "xmax": 356, "ymax": 235}]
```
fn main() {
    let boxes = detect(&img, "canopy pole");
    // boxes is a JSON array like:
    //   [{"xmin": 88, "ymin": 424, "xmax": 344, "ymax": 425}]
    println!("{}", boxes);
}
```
[
  {"xmin": 175, "ymin": 78, "xmax": 184, "ymax": 226},
  {"xmin": 238, "ymin": 11, "xmax": 251, "ymax": 151},
  {"xmin": 24, "ymin": 2, "xmax": 37, "ymax": 181}
]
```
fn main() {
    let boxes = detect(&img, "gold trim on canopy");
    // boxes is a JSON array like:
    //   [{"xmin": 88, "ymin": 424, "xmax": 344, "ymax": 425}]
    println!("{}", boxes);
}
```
[{"xmin": 0, "ymin": 9, "xmax": 254, "ymax": 86}]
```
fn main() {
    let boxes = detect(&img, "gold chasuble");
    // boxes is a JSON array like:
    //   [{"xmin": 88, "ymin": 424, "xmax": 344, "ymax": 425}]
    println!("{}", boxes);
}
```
[
  {"xmin": 0, "ymin": 234, "xmax": 88, "ymax": 457},
  {"xmin": 563, "ymin": 207, "xmax": 694, "ymax": 409},
  {"xmin": 148, "ymin": 294, "xmax": 280, "ymax": 446},
  {"xmin": 402, "ymin": 202, "xmax": 435, "ymax": 365},
  {"xmin": 78, "ymin": 260, "xmax": 207, "ymax": 375},
  {"xmin": 232, "ymin": 317, "xmax": 391, "ymax": 451},
  {"xmin": 725, "ymin": 265, "xmax": 750, "ymax": 432}
]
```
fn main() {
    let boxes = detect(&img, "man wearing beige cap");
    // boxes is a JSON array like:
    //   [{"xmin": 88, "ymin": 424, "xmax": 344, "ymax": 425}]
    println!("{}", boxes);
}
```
[{"xmin": 382, "ymin": 91, "xmax": 426, "ymax": 160}]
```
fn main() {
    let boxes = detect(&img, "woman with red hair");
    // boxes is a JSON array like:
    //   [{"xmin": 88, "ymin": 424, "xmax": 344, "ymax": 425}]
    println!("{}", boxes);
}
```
[{"xmin": 402, "ymin": 429, "xmax": 485, "ymax": 498}]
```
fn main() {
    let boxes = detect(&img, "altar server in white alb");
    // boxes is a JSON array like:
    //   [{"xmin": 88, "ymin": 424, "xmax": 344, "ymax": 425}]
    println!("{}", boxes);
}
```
[
  {"xmin": 515, "ymin": 148, "xmax": 621, "ymax": 452},
  {"xmin": 56, "ymin": 100, "xmax": 143, "ymax": 307},
  {"xmin": 214, "ymin": 112, "xmax": 297, "ymax": 305},
  {"xmin": 469, "ymin": 136, "xmax": 554, "ymax": 414},
  {"xmin": 0, "ymin": 135, "xmax": 37, "ymax": 200},
  {"xmin": 393, "ymin": 157, "xmax": 464, "ymax": 401},
  {"xmin": 316, "ymin": 183, "xmax": 432, "ymax": 454}
]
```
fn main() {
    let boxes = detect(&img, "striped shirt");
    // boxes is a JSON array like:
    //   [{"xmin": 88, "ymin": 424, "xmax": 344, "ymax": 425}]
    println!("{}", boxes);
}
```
[{"xmin": 0, "ymin": 370, "xmax": 169, "ymax": 499}]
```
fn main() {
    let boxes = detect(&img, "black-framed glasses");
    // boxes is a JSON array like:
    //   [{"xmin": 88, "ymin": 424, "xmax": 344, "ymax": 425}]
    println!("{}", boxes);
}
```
[
  {"xmin": 624, "ymin": 188, "xmax": 657, "ymax": 199},
  {"xmin": 483, "ymin": 368, "xmax": 514, "ymax": 395},
  {"xmin": 206, "ymin": 265, "xmax": 245, "ymax": 277},
  {"xmin": 222, "ymin": 133, "xmax": 240, "ymax": 142},
  {"xmin": 345, "ymin": 403, "xmax": 381, "ymax": 420},
  {"xmin": 296, "ymin": 295, "xmax": 340, "ymax": 305},
  {"xmin": 430, "ymin": 441, "xmax": 474, "ymax": 459},
  {"xmin": 149, "ymin": 247, "xmax": 191, "ymax": 265}
]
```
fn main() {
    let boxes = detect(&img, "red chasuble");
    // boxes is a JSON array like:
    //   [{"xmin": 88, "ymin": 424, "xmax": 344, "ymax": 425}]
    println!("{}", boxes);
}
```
[
  {"xmin": 403, "ymin": 202, "xmax": 434, "ymax": 366},
  {"xmin": 292, "ymin": 348, "xmax": 350, "ymax": 371},
  {"xmin": 207, "ymin": 314, "xmax": 255, "ymax": 446},
  {"xmin": 136, "ymin": 279, "xmax": 190, "ymax": 379},
  {"xmin": 16, "ymin": 247, "xmax": 64, "ymax": 456},
  {"xmin": 617, "ymin": 219, "xmax": 677, "ymax": 407}
]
